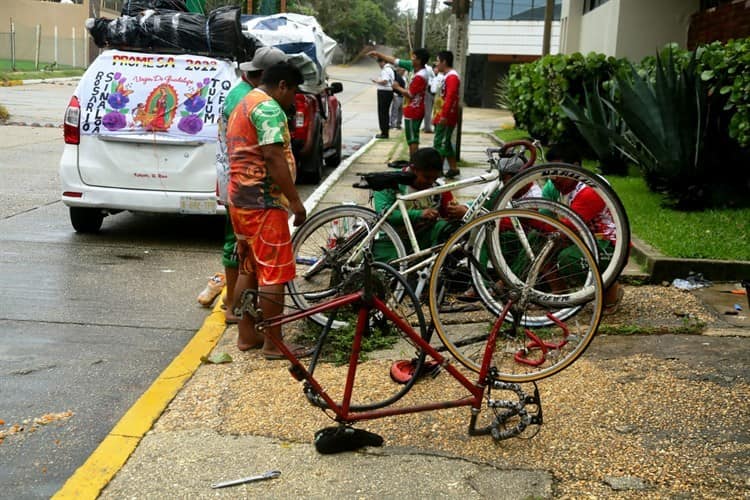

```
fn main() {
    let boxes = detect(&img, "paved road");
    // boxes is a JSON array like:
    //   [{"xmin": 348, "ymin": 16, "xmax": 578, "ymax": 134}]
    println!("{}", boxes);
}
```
[{"xmin": 0, "ymin": 63, "xmax": 380, "ymax": 499}]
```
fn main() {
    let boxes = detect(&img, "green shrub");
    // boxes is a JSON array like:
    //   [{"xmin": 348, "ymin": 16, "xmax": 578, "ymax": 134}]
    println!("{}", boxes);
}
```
[
  {"xmin": 0, "ymin": 104, "xmax": 8, "ymax": 121},
  {"xmin": 581, "ymin": 48, "xmax": 711, "ymax": 208},
  {"xmin": 561, "ymin": 83, "xmax": 628, "ymax": 176},
  {"xmin": 505, "ymin": 52, "xmax": 627, "ymax": 144}
]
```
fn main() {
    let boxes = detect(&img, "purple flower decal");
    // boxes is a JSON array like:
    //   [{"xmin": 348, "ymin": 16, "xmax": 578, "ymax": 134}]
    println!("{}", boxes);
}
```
[
  {"xmin": 178, "ymin": 114, "xmax": 203, "ymax": 134},
  {"xmin": 108, "ymin": 93, "xmax": 129, "ymax": 109},
  {"xmin": 102, "ymin": 111, "xmax": 126, "ymax": 131},
  {"xmin": 203, "ymin": 77, "xmax": 211, "ymax": 85},
  {"xmin": 113, "ymin": 72, "xmax": 122, "ymax": 80},
  {"xmin": 183, "ymin": 95, "xmax": 206, "ymax": 113}
]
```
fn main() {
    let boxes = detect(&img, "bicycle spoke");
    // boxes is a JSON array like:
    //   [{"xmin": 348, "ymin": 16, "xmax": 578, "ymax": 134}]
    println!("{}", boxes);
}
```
[{"xmin": 429, "ymin": 210, "xmax": 603, "ymax": 382}]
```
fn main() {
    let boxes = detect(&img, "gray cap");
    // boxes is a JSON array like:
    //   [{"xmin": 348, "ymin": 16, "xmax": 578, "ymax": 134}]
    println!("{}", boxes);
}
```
[
  {"xmin": 498, "ymin": 156, "xmax": 525, "ymax": 174},
  {"xmin": 239, "ymin": 46, "xmax": 287, "ymax": 72}
]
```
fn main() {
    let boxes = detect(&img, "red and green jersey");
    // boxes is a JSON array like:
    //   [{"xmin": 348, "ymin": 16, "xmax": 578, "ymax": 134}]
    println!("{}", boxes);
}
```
[
  {"xmin": 432, "ymin": 69, "xmax": 460, "ymax": 126},
  {"xmin": 226, "ymin": 88, "xmax": 296, "ymax": 210},
  {"xmin": 396, "ymin": 59, "xmax": 428, "ymax": 120}
]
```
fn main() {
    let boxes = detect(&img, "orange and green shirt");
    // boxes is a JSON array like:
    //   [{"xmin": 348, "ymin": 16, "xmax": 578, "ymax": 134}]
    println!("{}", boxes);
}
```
[{"xmin": 226, "ymin": 88, "xmax": 296, "ymax": 210}]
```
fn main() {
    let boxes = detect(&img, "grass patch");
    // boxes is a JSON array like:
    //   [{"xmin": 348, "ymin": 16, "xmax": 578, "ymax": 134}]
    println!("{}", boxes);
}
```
[
  {"xmin": 493, "ymin": 128, "xmax": 749, "ymax": 262},
  {"xmin": 598, "ymin": 321, "xmax": 706, "ymax": 336},
  {"xmin": 0, "ymin": 59, "xmax": 84, "ymax": 81},
  {"xmin": 494, "ymin": 127, "xmax": 530, "ymax": 143},
  {"xmin": 0, "ymin": 69, "xmax": 84, "ymax": 81},
  {"xmin": 296, "ymin": 310, "xmax": 399, "ymax": 365},
  {"xmin": 0, "ymin": 104, "xmax": 9, "ymax": 121},
  {"xmin": 607, "ymin": 175, "xmax": 750, "ymax": 261}
]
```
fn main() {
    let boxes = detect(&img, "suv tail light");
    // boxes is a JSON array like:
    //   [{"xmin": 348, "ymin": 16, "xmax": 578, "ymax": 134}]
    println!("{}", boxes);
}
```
[
  {"xmin": 293, "ymin": 93, "xmax": 310, "ymax": 139},
  {"xmin": 63, "ymin": 96, "xmax": 80, "ymax": 145}
]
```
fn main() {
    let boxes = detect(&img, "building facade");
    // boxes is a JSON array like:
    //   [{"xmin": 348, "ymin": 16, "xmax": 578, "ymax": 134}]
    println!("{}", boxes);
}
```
[{"xmin": 465, "ymin": 0, "xmax": 562, "ymax": 107}]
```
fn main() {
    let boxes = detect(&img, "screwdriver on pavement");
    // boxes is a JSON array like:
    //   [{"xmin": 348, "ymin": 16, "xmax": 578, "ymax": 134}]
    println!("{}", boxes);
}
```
[{"xmin": 211, "ymin": 470, "xmax": 281, "ymax": 488}]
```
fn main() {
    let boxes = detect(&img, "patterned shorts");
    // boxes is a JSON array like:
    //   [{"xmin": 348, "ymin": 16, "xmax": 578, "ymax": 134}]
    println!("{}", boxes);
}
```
[{"xmin": 229, "ymin": 207, "xmax": 295, "ymax": 286}]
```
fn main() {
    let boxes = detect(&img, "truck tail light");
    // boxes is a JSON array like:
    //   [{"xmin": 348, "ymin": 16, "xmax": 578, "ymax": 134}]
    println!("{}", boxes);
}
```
[
  {"xmin": 63, "ymin": 96, "xmax": 80, "ymax": 145},
  {"xmin": 293, "ymin": 93, "xmax": 310, "ymax": 139}
]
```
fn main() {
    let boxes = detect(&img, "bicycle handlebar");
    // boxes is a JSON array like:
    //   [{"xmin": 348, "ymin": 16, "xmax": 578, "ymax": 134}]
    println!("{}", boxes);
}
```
[{"xmin": 485, "ymin": 139, "xmax": 538, "ymax": 171}]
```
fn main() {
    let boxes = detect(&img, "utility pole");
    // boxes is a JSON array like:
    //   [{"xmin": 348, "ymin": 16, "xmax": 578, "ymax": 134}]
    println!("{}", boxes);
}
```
[
  {"xmin": 542, "ymin": 0, "xmax": 553, "ymax": 56},
  {"xmin": 87, "ymin": 0, "xmax": 99, "ymax": 65},
  {"xmin": 415, "ymin": 0, "xmax": 426, "ymax": 48},
  {"xmin": 450, "ymin": 0, "xmax": 470, "ymax": 161}
]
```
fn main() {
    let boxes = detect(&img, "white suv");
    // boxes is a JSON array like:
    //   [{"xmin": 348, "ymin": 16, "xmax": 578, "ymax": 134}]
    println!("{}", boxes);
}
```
[{"xmin": 59, "ymin": 49, "xmax": 238, "ymax": 233}]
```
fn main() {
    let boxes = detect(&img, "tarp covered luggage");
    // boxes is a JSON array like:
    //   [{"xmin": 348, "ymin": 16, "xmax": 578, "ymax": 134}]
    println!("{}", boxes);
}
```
[
  {"xmin": 242, "ymin": 13, "xmax": 337, "ymax": 93},
  {"xmin": 121, "ymin": 0, "xmax": 187, "ymax": 16},
  {"xmin": 86, "ymin": 6, "xmax": 253, "ymax": 60}
]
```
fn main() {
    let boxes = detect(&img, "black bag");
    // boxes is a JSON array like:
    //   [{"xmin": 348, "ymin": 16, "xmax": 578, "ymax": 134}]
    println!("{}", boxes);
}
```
[
  {"xmin": 121, "ymin": 0, "xmax": 187, "ymax": 16},
  {"xmin": 352, "ymin": 170, "xmax": 415, "ymax": 191},
  {"xmin": 87, "ymin": 6, "xmax": 254, "ymax": 60}
]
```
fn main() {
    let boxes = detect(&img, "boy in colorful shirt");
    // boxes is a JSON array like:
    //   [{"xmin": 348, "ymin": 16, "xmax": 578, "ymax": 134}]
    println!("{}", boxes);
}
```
[
  {"xmin": 226, "ymin": 61, "xmax": 312, "ymax": 359},
  {"xmin": 372, "ymin": 147, "xmax": 467, "ymax": 262},
  {"xmin": 368, "ymin": 48, "xmax": 430, "ymax": 158},
  {"xmin": 545, "ymin": 143, "xmax": 624, "ymax": 314},
  {"xmin": 213, "ymin": 46, "xmax": 287, "ymax": 324},
  {"xmin": 431, "ymin": 50, "xmax": 461, "ymax": 178}
]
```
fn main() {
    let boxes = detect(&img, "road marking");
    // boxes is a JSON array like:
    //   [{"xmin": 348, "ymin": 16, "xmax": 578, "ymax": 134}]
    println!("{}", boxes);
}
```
[
  {"xmin": 289, "ymin": 136, "xmax": 376, "ymax": 233},
  {"xmin": 52, "ymin": 300, "xmax": 227, "ymax": 499}
]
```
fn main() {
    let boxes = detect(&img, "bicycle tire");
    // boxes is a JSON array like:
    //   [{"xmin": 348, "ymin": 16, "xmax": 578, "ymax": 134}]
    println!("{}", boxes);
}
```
[
  {"xmin": 472, "ymin": 198, "xmax": 598, "ymax": 327},
  {"xmin": 305, "ymin": 261, "xmax": 429, "ymax": 412},
  {"xmin": 289, "ymin": 205, "xmax": 408, "ymax": 328},
  {"xmin": 492, "ymin": 162, "xmax": 630, "ymax": 290},
  {"xmin": 428, "ymin": 209, "xmax": 604, "ymax": 382}
]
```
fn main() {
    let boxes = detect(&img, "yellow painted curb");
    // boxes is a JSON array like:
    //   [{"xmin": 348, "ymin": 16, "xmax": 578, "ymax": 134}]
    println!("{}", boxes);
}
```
[
  {"xmin": 52, "ymin": 298, "xmax": 228, "ymax": 500},
  {"xmin": 0, "ymin": 80, "xmax": 23, "ymax": 87}
]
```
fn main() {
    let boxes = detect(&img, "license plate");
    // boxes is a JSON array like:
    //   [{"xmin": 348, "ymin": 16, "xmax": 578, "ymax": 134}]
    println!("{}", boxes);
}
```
[{"xmin": 179, "ymin": 196, "xmax": 216, "ymax": 215}]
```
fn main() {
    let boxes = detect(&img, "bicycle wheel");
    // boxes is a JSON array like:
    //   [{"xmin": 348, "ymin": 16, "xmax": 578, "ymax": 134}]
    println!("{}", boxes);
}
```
[
  {"xmin": 289, "ymin": 205, "xmax": 407, "ymax": 328},
  {"xmin": 492, "ymin": 162, "xmax": 630, "ymax": 290},
  {"xmin": 471, "ymin": 198, "xmax": 598, "ymax": 327},
  {"xmin": 428, "ymin": 209, "xmax": 603, "ymax": 382},
  {"xmin": 303, "ymin": 261, "xmax": 429, "ymax": 412}
]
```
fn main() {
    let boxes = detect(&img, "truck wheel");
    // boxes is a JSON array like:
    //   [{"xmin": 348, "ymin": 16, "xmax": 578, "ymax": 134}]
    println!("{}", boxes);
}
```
[
  {"xmin": 300, "ymin": 129, "xmax": 323, "ymax": 184},
  {"xmin": 70, "ymin": 207, "xmax": 104, "ymax": 233},
  {"xmin": 325, "ymin": 115, "xmax": 343, "ymax": 168}
]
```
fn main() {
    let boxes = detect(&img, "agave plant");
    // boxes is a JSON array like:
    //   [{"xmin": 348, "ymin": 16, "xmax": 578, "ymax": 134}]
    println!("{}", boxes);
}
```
[
  {"xmin": 565, "ymin": 47, "xmax": 710, "ymax": 208},
  {"xmin": 561, "ymin": 82, "xmax": 628, "ymax": 175}
]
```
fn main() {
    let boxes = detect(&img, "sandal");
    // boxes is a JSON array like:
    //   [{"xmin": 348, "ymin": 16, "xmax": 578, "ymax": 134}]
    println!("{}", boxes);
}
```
[
  {"xmin": 390, "ymin": 359, "xmax": 441, "ymax": 384},
  {"xmin": 456, "ymin": 287, "xmax": 480, "ymax": 303},
  {"xmin": 263, "ymin": 345, "xmax": 315, "ymax": 361}
]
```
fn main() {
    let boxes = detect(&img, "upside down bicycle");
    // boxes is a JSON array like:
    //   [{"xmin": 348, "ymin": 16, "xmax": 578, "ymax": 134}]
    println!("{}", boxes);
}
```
[{"xmin": 239, "ymin": 209, "xmax": 604, "ymax": 448}]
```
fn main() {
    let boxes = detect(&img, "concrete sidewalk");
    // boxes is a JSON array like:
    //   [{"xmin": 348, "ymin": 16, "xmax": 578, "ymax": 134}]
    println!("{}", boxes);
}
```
[{"xmin": 53, "ymin": 109, "xmax": 749, "ymax": 499}]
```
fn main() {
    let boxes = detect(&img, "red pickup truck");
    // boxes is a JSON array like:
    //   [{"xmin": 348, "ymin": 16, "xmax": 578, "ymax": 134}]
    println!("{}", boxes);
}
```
[{"xmin": 291, "ymin": 81, "xmax": 343, "ymax": 183}]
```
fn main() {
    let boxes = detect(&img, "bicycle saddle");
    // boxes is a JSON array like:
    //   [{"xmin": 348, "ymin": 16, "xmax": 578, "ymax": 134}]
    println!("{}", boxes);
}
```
[
  {"xmin": 352, "ymin": 171, "xmax": 416, "ymax": 191},
  {"xmin": 314, "ymin": 426, "xmax": 384, "ymax": 454}
]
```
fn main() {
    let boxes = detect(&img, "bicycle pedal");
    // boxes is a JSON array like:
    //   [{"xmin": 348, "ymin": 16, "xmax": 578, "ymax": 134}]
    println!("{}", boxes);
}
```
[{"xmin": 235, "ymin": 289, "xmax": 260, "ymax": 320}]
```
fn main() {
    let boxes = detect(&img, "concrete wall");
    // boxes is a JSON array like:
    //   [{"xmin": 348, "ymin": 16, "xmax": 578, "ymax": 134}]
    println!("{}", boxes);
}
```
[
  {"xmin": 560, "ymin": 0, "xmax": 700, "ymax": 62},
  {"xmin": 0, "ymin": 0, "xmax": 93, "ymax": 66},
  {"xmin": 468, "ymin": 20, "xmax": 560, "ymax": 56},
  {"xmin": 614, "ymin": 0, "xmax": 697, "ymax": 61},
  {"xmin": 577, "ymin": 0, "xmax": 619, "ymax": 56}
]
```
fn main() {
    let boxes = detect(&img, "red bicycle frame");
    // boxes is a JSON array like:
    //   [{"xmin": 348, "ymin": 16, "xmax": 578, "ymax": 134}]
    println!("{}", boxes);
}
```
[{"xmin": 257, "ymin": 289, "xmax": 514, "ymax": 424}]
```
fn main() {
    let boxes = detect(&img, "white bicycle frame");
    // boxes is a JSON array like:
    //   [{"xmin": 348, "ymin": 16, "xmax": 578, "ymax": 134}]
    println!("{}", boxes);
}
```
[{"xmin": 345, "ymin": 168, "xmax": 503, "ymax": 298}]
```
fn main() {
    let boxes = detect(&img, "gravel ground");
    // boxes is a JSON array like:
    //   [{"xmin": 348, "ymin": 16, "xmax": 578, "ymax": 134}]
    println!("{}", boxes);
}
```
[{"xmin": 153, "ymin": 284, "xmax": 749, "ymax": 498}]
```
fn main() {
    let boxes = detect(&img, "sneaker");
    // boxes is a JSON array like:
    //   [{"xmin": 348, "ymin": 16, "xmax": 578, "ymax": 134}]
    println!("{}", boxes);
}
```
[
  {"xmin": 375, "ymin": 133, "xmax": 389, "ymax": 139},
  {"xmin": 197, "ymin": 273, "xmax": 226, "ymax": 307},
  {"xmin": 444, "ymin": 169, "xmax": 460, "ymax": 179}
]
